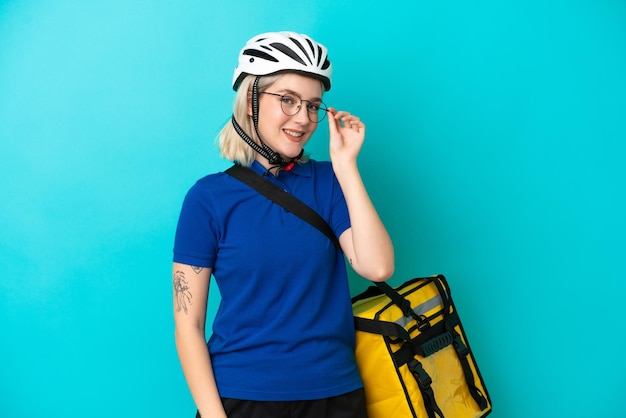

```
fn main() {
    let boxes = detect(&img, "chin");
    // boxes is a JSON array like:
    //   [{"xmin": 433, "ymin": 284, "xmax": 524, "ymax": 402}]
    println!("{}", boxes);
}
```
[{"xmin": 280, "ymin": 145, "xmax": 306, "ymax": 159}]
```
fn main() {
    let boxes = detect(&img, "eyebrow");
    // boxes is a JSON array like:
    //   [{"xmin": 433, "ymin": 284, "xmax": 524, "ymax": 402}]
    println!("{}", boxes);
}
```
[{"xmin": 279, "ymin": 89, "xmax": 323, "ymax": 103}]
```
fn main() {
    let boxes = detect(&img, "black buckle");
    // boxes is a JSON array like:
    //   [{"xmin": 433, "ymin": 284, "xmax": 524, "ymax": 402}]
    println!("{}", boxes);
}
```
[{"xmin": 408, "ymin": 359, "xmax": 432, "ymax": 389}]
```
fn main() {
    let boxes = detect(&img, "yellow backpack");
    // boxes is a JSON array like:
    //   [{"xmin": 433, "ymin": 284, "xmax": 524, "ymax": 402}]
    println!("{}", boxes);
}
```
[{"xmin": 352, "ymin": 274, "xmax": 492, "ymax": 418}]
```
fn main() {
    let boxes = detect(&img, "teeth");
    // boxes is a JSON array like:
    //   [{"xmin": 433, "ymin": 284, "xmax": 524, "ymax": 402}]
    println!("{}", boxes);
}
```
[{"xmin": 284, "ymin": 129, "xmax": 303, "ymax": 137}]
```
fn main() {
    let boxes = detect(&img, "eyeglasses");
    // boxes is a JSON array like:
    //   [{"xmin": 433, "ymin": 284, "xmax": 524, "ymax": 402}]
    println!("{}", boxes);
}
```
[{"xmin": 260, "ymin": 92, "xmax": 328, "ymax": 123}]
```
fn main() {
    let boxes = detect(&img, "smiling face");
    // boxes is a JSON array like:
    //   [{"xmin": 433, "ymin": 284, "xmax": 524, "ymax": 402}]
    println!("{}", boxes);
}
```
[{"xmin": 250, "ymin": 73, "xmax": 324, "ymax": 167}]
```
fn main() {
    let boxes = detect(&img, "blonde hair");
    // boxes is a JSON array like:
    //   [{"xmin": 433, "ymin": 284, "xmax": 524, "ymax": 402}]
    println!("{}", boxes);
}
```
[{"xmin": 218, "ymin": 74, "xmax": 312, "ymax": 166}]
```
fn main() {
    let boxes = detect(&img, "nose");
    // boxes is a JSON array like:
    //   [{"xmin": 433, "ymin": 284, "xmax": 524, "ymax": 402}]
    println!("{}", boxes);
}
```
[{"xmin": 292, "ymin": 103, "xmax": 310, "ymax": 124}]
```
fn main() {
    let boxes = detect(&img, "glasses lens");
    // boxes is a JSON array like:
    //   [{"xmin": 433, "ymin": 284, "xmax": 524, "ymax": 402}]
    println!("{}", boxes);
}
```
[
  {"xmin": 280, "ymin": 94, "xmax": 299, "ymax": 116},
  {"xmin": 278, "ymin": 94, "xmax": 327, "ymax": 123},
  {"xmin": 314, "ymin": 105, "xmax": 327, "ymax": 123}
]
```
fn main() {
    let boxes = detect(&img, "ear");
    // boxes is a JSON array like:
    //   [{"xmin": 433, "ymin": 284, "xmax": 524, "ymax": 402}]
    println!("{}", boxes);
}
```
[{"xmin": 247, "ymin": 90, "xmax": 252, "ymax": 116}]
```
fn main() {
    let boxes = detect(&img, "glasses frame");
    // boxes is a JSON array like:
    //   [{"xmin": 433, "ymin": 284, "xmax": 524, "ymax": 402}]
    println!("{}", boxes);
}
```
[{"xmin": 260, "ymin": 91, "xmax": 328, "ymax": 123}]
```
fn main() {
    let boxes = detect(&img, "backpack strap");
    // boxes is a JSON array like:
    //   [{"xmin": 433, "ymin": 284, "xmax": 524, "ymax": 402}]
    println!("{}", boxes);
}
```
[
  {"xmin": 354, "ymin": 317, "xmax": 412, "ymax": 341},
  {"xmin": 374, "ymin": 280, "xmax": 437, "ymax": 332},
  {"xmin": 407, "ymin": 358, "xmax": 445, "ymax": 418},
  {"xmin": 225, "ymin": 164, "xmax": 340, "ymax": 249}
]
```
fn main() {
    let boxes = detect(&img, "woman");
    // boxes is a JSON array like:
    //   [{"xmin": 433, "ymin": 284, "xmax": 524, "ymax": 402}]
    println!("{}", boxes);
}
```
[{"xmin": 173, "ymin": 31, "xmax": 394, "ymax": 418}]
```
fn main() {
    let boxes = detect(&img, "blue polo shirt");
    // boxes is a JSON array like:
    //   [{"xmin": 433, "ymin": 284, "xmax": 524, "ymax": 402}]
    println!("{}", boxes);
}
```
[{"xmin": 173, "ymin": 159, "xmax": 362, "ymax": 401}]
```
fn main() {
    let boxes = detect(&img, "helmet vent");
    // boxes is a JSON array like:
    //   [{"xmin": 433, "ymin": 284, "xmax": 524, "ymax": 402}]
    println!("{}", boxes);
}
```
[
  {"xmin": 243, "ymin": 48, "xmax": 279, "ymax": 63},
  {"xmin": 270, "ymin": 42, "xmax": 306, "ymax": 66},
  {"xmin": 290, "ymin": 37, "xmax": 313, "ymax": 65},
  {"xmin": 307, "ymin": 39, "xmax": 316, "ymax": 54}
]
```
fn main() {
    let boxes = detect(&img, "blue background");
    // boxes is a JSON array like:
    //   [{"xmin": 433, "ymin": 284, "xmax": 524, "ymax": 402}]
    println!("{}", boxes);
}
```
[{"xmin": 1, "ymin": 1, "xmax": 624, "ymax": 417}]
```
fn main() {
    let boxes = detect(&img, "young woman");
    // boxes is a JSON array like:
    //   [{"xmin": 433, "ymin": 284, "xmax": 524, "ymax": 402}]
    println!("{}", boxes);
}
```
[{"xmin": 172, "ymin": 31, "xmax": 394, "ymax": 418}]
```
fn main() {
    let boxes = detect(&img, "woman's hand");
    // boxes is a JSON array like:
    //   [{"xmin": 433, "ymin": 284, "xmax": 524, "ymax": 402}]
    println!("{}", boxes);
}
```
[{"xmin": 327, "ymin": 107, "xmax": 366, "ymax": 167}]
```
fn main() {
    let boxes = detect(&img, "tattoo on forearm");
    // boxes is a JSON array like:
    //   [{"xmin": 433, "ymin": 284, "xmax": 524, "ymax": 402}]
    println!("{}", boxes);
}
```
[
  {"xmin": 349, "ymin": 258, "xmax": 354, "ymax": 266},
  {"xmin": 191, "ymin": 266, "xmax": 203, "ymax": 274},
  {"xmin": 173, "ymin": 270, "xmax": 192, "ymax": 314}
]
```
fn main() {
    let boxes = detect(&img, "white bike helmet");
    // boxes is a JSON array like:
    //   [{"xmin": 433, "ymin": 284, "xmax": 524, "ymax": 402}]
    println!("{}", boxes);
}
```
[{"xmin": 232, "ymin": 31, "xmax": 332, "ymax": 91}]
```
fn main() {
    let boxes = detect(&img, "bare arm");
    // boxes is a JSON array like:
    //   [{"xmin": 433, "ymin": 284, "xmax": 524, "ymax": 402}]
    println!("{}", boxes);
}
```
[
  {"xmin": 327, "ymin": 108, "xmax": 395, "ymax": 282},
  {"xmin": 173, "ymin": 262, "xmax": 227, "ymax": 418}
]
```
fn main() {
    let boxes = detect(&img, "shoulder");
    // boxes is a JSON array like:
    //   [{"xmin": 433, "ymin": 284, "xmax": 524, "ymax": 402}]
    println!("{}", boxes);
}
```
[
  {"xmin": 192, "ymin": 171, "xmax": 231, "ymax": 188},
  {"xmin": 185, "ymin": 171, "xmax": 232, "ymax": 197},
  {"xmin": 179, "ymin": 172, "xmax": 243, "ymax": 214}
]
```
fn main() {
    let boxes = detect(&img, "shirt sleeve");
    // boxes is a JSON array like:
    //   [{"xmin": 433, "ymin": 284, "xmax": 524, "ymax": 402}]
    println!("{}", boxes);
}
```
[{"xmin": 172, "ymin": 182, "xmax": 218, "ymax": 268}]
